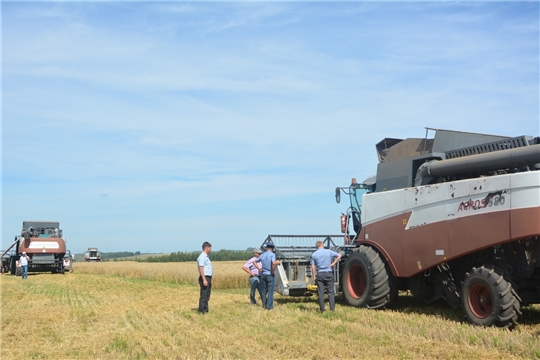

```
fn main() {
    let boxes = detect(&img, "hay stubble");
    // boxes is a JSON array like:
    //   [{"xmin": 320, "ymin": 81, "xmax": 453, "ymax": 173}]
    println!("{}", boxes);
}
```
[{"xmin": 2, "ymin": 261, "xmax": 539, "ymax": 359}]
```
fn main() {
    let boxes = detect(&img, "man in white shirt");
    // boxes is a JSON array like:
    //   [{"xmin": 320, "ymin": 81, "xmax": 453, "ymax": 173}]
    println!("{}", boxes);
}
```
[
  {"xmin": 197, "ymin": 242, "xmax": 213, "ymax": 314},
  {"xmin": 19, "ymin": 252, "xmax": 30, "ymax": 279}
]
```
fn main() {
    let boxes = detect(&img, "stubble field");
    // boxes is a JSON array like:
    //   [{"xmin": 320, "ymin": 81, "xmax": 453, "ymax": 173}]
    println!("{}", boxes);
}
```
[{"xmin": 2, "ymin": 261, "xmax": 539, "ymax": 359}]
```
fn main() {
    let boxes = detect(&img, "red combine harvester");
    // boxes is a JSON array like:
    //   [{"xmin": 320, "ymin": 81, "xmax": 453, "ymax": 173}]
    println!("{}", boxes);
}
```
[
  {"xmin": 271, "ymin": 128, "xmax": 539, "ymax": 329},
  {"xmin": 2, "ymin": 221, "xmax": 67, "ymax": 275}
]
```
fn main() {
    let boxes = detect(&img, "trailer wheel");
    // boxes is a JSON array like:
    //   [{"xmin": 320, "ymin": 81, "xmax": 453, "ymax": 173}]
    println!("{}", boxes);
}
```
[
  {"xmin": 461, "ymin": 266, "xmax": 520, "ymax": 329},
  {"xmin": 341, "ymin": 245, "xmax": 390, "ymax": 309}
]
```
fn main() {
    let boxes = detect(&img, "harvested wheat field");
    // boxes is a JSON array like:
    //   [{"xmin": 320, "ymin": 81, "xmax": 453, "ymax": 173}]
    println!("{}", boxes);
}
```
[{"xmin": 2, "ymin": 261, "xmax": 539, "ymax": 359}]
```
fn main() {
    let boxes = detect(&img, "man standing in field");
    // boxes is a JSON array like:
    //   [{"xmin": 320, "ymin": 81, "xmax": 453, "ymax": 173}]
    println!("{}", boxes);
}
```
[
  {"xmin": 255, "ymin": 242, "xmax": 278, "ymax": 310},
  {"xmin": 310, "ymin": 240, "xmax": 342, "ymax": 313},
  {"xmin": 197, "ymin": 242, "xmax": 213, "ymax": 314},
  {"xmin": 242, "ymin": 249, "xmax": 264, "ymax": 305},
  {"xmin": 19, "ymin": 252, "xmax": 30, "ymax": 279}
]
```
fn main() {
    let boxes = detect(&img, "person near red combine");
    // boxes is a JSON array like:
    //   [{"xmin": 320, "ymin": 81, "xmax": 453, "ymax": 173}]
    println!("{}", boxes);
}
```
[
  {"xmin": 19, "ymin": 252, "xmax": 30, "ymax": 279},
  {"xmin": 242, "ymin": 249, "xmax": 264, "ymax": 305},
  {"xmin": 255, "ymin": 242, "xmax": 278, "ymax": 309},
  {"xmin": 310, "ymin": 240, "xmax": 342, "ymax": 312}
]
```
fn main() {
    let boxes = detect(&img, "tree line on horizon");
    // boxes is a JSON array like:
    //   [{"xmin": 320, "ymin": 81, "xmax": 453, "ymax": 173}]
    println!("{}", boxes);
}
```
[
  {"xmin": 138, "ymin": 248, "xmax": 257, "ymax": 262},
  {"xmin": 76, "ymin": 248, "xmax": 259, "ymax": 262},
  {"xmin": 103, "ymin": 251, "xmax": 141, "ymax": 260}
]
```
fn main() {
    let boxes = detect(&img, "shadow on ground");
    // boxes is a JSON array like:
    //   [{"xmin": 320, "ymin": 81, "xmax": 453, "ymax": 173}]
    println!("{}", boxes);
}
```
[{"xmin": 275, "ymin": 292, "xmax": 540, "ymax": 327}]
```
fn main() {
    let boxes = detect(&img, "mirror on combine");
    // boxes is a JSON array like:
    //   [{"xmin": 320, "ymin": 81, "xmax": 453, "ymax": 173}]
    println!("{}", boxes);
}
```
[{"xmin": 335, "ymin": 187, "xmax": 341, "ymax": 204}]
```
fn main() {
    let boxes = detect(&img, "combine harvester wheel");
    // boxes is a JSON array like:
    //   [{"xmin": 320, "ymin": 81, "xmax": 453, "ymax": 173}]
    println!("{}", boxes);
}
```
[
  {"xmin": 341, "ymin": 245, "xmax": 390, "ymax": 309},
  {"xmin": 461, "ymin": 266, "xmax": 521, "ymax": 329}
]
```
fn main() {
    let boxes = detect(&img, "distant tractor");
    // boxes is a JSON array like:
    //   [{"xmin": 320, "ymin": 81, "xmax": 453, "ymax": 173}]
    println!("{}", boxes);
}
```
[{"xmin": 84, "ymin": 248, "xmax": 102, "ymax": 261}]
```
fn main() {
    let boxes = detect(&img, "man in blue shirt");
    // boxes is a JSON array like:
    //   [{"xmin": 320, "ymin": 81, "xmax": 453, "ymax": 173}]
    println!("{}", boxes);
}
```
[
  {"xmin": 197, "ymin": 242, "xmax": 213, "ymax": 314},
  {"xmin": 255, "ymin": 243, "xmax": 278, "ymax": 309},
  {"xmin": 310, "ymin": 240, "xmax": 342, "ymax": 312}
]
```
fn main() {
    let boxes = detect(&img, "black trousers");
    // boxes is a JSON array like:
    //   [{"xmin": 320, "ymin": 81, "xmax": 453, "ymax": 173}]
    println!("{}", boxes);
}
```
[
  {"xmin": 316, "ymin": 271, "xmax": 335, "ymax": 311},
  {"xmin": 198, "ymin": 275, "xmax": 212, "ymax": 313}
]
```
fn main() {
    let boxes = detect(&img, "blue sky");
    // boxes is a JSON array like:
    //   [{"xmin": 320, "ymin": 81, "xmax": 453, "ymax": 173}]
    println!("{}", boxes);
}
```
[{"xmin": 2, "ymin": 1, "xmax": 538, "ymax": 254}]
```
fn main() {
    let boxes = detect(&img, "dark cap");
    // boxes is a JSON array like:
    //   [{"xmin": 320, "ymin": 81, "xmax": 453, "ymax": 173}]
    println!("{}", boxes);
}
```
[{"xmin": 265, "ymin": 243, "xmax": 275, "ymax": 248}]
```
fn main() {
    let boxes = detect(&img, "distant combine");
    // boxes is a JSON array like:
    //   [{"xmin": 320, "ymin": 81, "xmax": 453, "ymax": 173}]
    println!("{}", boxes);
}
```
[
  {"xmin": 84, "ymin": 248, "xmax": 102, "ymax": 262},
  {"xmin": 1, "ymin": 221, "xmax": 70, "ymax": 274}
]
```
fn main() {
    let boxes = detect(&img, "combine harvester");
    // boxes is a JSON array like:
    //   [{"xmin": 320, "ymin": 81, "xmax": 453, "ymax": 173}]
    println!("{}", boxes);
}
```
[
  {"xmin": 1, "ymin": 221, "xmax": 68, "ymax": 275},
  {"xmin": 84, "ymin": 248, "xmax": 102, "ymax": 261},
  {"xmin": 270, "ymin": 128, "xmax": 540, "ymax": 329},
  {"xmin": 84, "ymin": 248, "xmax": 101, "ymax": 261}
]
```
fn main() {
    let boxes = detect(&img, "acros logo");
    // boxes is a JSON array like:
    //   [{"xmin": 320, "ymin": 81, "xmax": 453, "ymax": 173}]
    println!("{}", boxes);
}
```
[{"xmin": 457, "ymin": 191, "xmax": 507, "ymax": 212}]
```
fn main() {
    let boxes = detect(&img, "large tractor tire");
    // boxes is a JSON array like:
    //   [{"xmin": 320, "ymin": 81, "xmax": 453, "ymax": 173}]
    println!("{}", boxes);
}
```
[
  {"xmin": 461, "ymin": 266, "xmax": 520, "ymax": 329},
  {"xmin": 341, "ymin": 245, "xmax": 391, "ymax": 309}
]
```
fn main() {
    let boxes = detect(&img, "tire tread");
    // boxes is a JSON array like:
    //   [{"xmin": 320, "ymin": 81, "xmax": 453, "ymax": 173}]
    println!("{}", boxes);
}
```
[{"xmin": 462, "ymin": 266, "xmax": 519, "ymax": 329}]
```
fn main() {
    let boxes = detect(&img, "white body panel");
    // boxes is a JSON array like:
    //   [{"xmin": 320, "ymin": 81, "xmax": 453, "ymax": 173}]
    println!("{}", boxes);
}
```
[{"xmin": 362, "ymin": 171, "xmax": 540, "ymax": 228}]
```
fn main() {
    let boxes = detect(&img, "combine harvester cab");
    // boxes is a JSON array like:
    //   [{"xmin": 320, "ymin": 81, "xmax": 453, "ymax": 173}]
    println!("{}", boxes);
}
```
[{"xmin": 335, "ymin": 128, "xmax": 540, "ymax": 329}]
